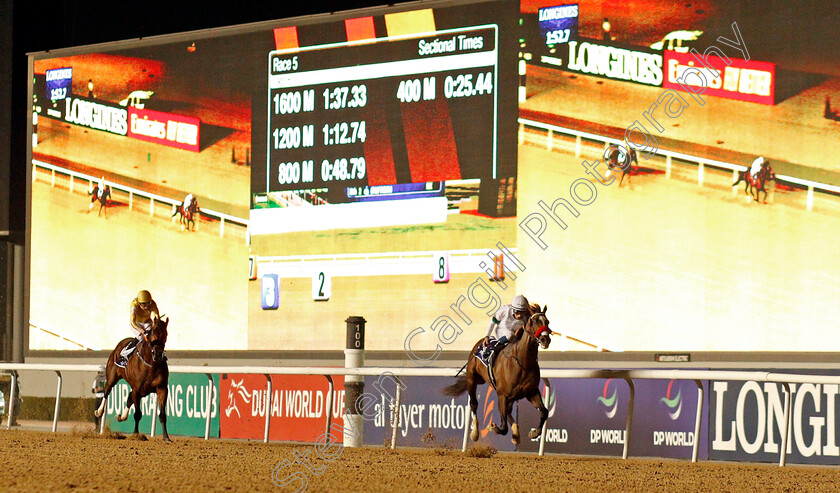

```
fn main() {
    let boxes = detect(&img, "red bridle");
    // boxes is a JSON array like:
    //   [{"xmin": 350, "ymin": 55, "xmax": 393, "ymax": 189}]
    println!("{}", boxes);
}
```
[{"xmin": 534, "ymin": 326, "xmax": 550, "ymax": 338}]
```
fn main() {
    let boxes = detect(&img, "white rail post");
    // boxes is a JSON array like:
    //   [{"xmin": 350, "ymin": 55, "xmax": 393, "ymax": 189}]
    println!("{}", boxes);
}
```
[
  {"xmin": 220, "ymin": 218, "xmax": 225, "ymax": 238},
  {"xmin": 69, "ymin": 175, "xmax": 74, "ymax": 194},
  {"xmin": 779, "ymin": 382, "xmax": 792, "ymax": 467},
  {"xmin": 52, "ymin": 371, "xmax": 62, "ymax": 432},
  {"xmin": 150, "ymin": 198, "xmax": 155, "ymax": 217},
  {"xmin": 698, "ymin": 162, "xmax": 704, "ymax": 187},
  {"xmin": 575, "ymin": 135, "xmax": 581, "ymax": 158},
  {"xmin": 324, "ymin": 376, "xmax": 334, "ymax": 437},
  {"xmin": 99, "ymin": 393, "xmax": 107, "ymax": 435},
  {"xmin": 205, "ymin": 373, "xmax": 213, "ymax": 440},
  {"xmin": 807, "ymin": 186, "xmax": 814, "ymax": 211},
  {"xmin": 518, "ymin": 123, "xmax": 524, "ymax": 145},
  {"xmin": 622, "ymin": 377, "xmax": 635, "ymax": 460},
  {"xmin": 6, "ymin": 371, "xmax": 16, "ymax": 429},
  {"xmin": 732, "ymin": 169, "xmax": 739, "ymax": 194},
  {"xmin": 546, "ymin": 129, "xmax": 553, "ymax": 152},
  {"xmin": 129, "ymin": 191, "xmax": 133, "ymax": 211},
  {"xmin": 264, "ymin": 374, "xmax": 272, "ymax": 443},
  {"xmin": 538, "ymin": 378, "xmax": 550, "ymax": 457},
  {"xmin": 390, "ymin": 378, "xmax": 402, "ymax": 450},
  {"xmin": 150, "ymin": 393, "xmax": 157, "ymax": 437},
  {"xmin": 51, "ymin": 169, "xmax": 55, "ymax": 187},
  {"xmin": 665, "ymin": 155, "xmax": 672, "ymax": 179},
  {"xmin": 171, "ymin": 204, "xmax": 176, "ymax": 222},
  {"xmin": 692, "ymin": 380, "xmax": 704, "ymax": 463},
  {"xmin": 461, "ymin": 401, "xmax": 471, "ymax": 452}
]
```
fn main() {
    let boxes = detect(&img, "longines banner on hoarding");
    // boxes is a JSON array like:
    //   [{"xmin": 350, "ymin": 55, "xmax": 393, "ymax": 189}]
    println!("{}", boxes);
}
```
[
  {"xmin": 106, "ymin": 373, "xmax": 220, "ymax": 437},
  {"xmin": 219, "ymin": 373, "xmax": 345, "ymax": 442},
  {"xmin": 710, "ymin": 372, "xmax": 840, "ymax": 465},
  {"xmin": 537, "ymin": 37, "xmax": 663, "ymax": 87}
]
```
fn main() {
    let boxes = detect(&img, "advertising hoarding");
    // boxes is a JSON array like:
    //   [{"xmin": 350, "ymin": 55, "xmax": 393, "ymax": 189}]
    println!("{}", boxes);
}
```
[
  {"xmin": 219, "ymin": 373, "xmax": 345, "ymax": 442},
  {"xmin": 362, "ymin": 375, "xmax": 516, "ymax": 451},
  {"xmin": 664, "ymin": 51, "xmax": 775, "ymax": 105},
  {"xmin": 537, "ymin": 4, "xmax": 578, "ymax": 46},
  {"xmin": 106, "ymin": 373, "xmax": 220, "ymax": 437},
  {"xmin": 710, "ymin": 374, "xmax": 840, "ymax": 464}
]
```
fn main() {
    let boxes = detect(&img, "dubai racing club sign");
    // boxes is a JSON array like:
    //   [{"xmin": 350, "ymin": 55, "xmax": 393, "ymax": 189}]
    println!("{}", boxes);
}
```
[{"xmin": 106, "ymin": 373, "xmax": 220, "ymax": 437}]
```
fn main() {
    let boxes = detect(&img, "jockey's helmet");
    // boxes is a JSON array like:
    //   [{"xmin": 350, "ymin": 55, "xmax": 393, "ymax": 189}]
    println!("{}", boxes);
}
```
[
  {"xmin": 137, "ymin": 290, "xmax": 153, "ymax": 303},
  {"xmin": 512, "ymin": 295, "xmax": 529, "ymax": 313}
]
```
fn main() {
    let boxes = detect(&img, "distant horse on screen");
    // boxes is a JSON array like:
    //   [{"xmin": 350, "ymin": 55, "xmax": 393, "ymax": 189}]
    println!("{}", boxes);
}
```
[
  {"xmin": 603, "ymin": 144, "xmax": 637, "ymax": 187},
  {"xmin": 733, "ymin": 162, "xmax": 776, "ymax": 204},
  {"xmin": 88, "ymin": 184, "xmax": 111, "ymax": 217},
  {"xmin": 172, "ymin": 199, "xmax": 200, "ymax": 231}
]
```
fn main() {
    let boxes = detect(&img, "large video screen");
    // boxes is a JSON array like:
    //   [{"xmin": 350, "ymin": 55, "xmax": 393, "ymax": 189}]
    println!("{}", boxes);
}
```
[{"xmin": 28, "ymin": 0, "xmax": 840, "ymax": 353}]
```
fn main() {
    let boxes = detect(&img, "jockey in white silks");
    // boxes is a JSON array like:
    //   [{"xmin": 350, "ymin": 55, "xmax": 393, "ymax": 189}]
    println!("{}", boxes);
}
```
[{"xmin": 750, "ymin": 156, "xmax": 766, "ymax": 179}]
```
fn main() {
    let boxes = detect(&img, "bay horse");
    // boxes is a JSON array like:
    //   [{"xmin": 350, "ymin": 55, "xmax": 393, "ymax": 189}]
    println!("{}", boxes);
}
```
[
  {"xmin": 94, "ymin": 315, "xmax": 171, "ymax": 441},
  {"xmin": 603, "ymin": 144, "xmax": 637, "ymax": 187},
  {"xmin": 443, "ymin": 305, "xmax": 553, "ymax": 445},
  {"xmin": 88, "ymin": 184, "xmax": 111, "ymax": 217},
  {"xmin": 172, "ymin": 199, "xmax": 200, "ymax": 231},
  {"xmin": 733, "ymin": 162, "xmax": 776, "ymax": 204}
]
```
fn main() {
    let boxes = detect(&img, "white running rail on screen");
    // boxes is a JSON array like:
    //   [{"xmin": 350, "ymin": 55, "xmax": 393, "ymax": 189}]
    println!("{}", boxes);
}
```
[
  {"xmin": 31, "ymin": 159, "xmax": 249, "ymax": 237},
  {"xmin": 0, "ymin": 363, "xmax": 834, "ymax": 467},
  {"xmin": 518, "ymin": 117, "xmax": 840, "ymax": 212},
  {"xmin": 257, "ymin": 248, "xmax": 516, "ymax": 278}
]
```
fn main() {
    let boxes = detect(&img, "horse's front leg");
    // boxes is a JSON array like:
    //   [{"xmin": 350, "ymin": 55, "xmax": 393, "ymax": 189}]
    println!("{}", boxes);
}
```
[
  {"xmin": 131, "ymin": 390, "xmax": 143, "ymax": 435},
  {"xmin": 156, "ymin": 385, "xmax": 171, "ymax": 442},
  {"xmin": 489, "ymin": 395, "xmax": 509, "ymax": 436},
  {"xmin": 94, "ymin": 365, "xmax": 121, "ymax": 419},
  {"xmin": 527, "ymin": 390, "xmax": 548, "ymax": 440},
  {"xmin": 507, "ymin": 401, "xmax": 520, "ymax": 445}
]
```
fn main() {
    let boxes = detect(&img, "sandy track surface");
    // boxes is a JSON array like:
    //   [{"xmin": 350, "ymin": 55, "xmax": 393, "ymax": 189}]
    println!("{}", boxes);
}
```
[{"xmin": 2, "ymin": 428, "xmax": 839, "ymax": 492}]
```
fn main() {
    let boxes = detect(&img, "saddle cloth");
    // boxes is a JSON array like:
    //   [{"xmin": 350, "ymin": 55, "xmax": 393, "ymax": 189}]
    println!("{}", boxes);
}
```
[{"xmin": 475, "ymin": 337, "xmax": 503, "ymax": 369}]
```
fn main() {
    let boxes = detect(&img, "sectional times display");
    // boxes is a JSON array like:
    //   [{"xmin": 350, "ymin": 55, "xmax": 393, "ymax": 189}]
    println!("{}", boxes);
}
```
[{"xmin": 266, "ymin": 25, "xmax": 500, "ymax": 193}]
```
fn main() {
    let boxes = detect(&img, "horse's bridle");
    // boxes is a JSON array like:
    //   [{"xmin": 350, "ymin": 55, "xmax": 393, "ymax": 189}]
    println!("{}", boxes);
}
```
[{"xmin": 524, "ymin": 312, "xmax": 551, "ymax": 341}]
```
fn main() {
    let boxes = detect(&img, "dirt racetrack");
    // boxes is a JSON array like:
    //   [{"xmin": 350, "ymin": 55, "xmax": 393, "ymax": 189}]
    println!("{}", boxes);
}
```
[{"xmin": 2, "ymin": 428, "xmax": 840, "ymax": 492}]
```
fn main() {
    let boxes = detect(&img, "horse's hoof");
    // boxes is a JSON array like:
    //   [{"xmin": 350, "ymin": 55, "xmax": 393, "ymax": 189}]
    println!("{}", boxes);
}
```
[
  {"xmin": 93, "ymin": 409, "xmax": 102, "ymax": 418},
  {"xmin": 511, "ymin": 436, "xmax": 520, "ymax": 445},
  {"xmin": 470, "ymin": 429, "xmax": 479, "ymax": 442},
  {"xmin": 529, "ymin": 428, "xmax": 541, "ymax": 440}
]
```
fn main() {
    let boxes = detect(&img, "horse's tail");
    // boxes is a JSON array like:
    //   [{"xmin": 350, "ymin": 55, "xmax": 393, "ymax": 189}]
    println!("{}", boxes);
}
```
[{"xmin": 442, "ymin": 375, "xmax": 468, "ymax": 397}]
